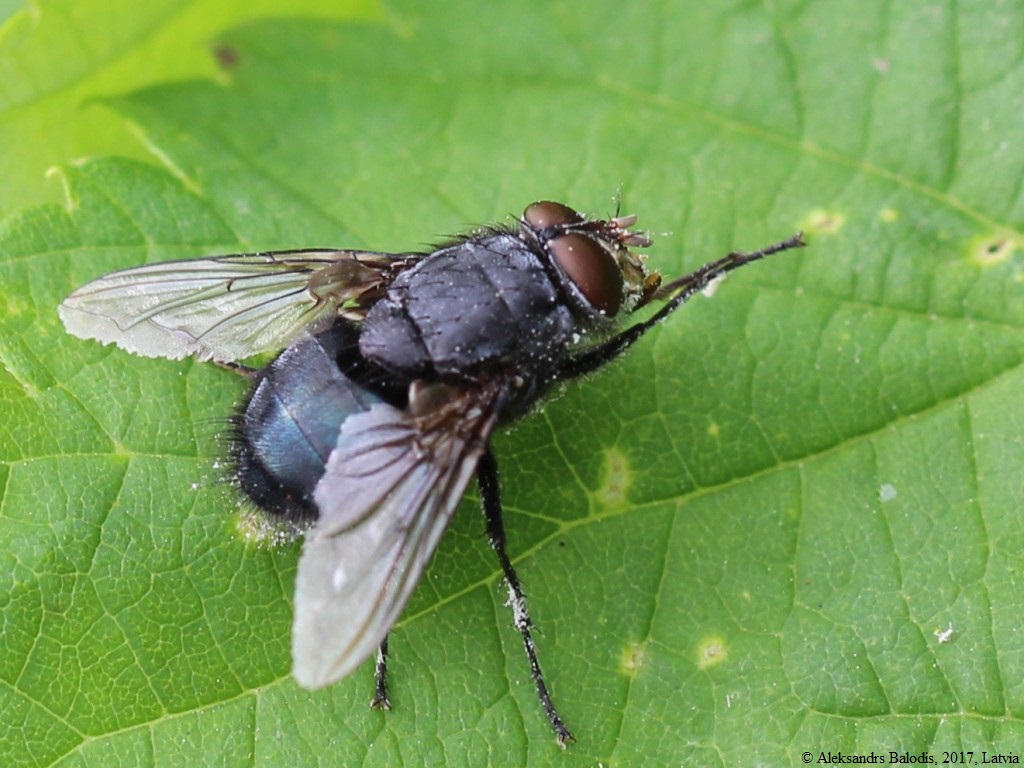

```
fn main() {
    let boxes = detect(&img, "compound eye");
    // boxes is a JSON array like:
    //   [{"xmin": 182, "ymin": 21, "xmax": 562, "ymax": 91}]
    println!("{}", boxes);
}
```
[
  {"xmin": 549, "ymin": 233, "xmax": 624, "ymax": 316},
  {"xmin": 523, "ymin": 201, "xmax": 584, "ymax": 230}
]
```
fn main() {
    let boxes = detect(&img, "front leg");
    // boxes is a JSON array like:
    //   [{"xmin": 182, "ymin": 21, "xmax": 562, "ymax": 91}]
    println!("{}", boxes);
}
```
[{"xmin": 556, "ymin": 233, "xmax": 805, "ymax": 382}]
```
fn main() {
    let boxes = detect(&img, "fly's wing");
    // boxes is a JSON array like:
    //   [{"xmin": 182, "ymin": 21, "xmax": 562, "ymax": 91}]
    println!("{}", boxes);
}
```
[
  {"xmin": 293, "ymin": 380, "xmax": 505, "ymax": 689},
  {"xmin": 58, "ymin": 249, "xmax": 419, "ymax": 362}
]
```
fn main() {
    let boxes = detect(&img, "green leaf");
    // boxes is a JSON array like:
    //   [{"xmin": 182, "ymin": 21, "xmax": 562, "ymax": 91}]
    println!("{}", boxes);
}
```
[
  {"xmin": 2, "ymin": 0, "xmax": 1023, "ymax": 765},
  {"xmin": 0, "ymin": 0, "xmax": 380, "ymax": 216}
]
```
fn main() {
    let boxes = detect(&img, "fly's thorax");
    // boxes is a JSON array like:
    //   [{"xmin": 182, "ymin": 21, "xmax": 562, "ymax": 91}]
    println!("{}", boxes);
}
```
[
  {"xmin": 357, "ymin": 203, "xmax": 656, "ymax": 383},
  {"xmin": 358, "ymin": 233, "xmax": 580, "ymax": 380}
]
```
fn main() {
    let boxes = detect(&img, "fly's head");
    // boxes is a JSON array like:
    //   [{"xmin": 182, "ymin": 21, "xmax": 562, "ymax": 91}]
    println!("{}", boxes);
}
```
[{"xmin": 519, "ymin": 201, "xmax": 662, "ymax": 321}]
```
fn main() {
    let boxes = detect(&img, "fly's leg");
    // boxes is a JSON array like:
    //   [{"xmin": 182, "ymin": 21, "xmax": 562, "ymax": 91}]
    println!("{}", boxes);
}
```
[
  {"xmin": 212, "ymin": 360, "xmax": 256, "ymax": 376},
  {"xmin": 370, "ymin": 635, "xmax": 391, "ymax": 710},
  {"xmin": 477, "ymin": 449, "xmax": 574, "ymax": 747},
  {"xmin": 557, "ymin": 233, "xmax": 806, "ymax": 381}
]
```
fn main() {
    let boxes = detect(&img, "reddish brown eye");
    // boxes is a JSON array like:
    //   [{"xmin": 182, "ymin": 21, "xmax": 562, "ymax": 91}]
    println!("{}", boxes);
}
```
[
  {"xmin": 549, "ymin": 233, "xmax": 624, "ymax": 316},
  {"xmin": 523, "ymin": 201, "xmax": 584, "ymax": 230}
]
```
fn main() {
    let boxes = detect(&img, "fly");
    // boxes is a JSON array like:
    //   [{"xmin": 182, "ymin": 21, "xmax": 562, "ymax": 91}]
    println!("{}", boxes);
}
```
[{"xmin": 59, "ymin": 200, "xmax": 805, "ymax": 745}]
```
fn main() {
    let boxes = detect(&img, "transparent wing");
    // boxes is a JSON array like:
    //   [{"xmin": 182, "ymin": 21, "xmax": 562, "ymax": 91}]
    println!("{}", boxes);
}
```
[
  {"xmin": 58, "ymin": 249, "xmax": 418, "ymax": 362},
  {"xmin": 292, "ymin": 380, "xmax": 505, "ymax": 689}
]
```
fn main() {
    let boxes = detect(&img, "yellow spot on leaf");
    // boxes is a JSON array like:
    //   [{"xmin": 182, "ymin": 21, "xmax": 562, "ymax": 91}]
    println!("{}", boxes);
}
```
[
  {"xmin": 620, "ymin": 641, "xmax": 646, "ymax": 676},
  {"xmin": 969, "ymin": 234, "xmax": 1017, "ymax": 267},
  {"xmin": 802, "ymin": 209, "xmax": 845, "ymax": 236},
  {"xmin": 697, "ymin": 636, "xmax": 728, "ymax": 670},
  {"xmin": 596, "ymin": 448, "xmax": 630, "ymax": 506}
]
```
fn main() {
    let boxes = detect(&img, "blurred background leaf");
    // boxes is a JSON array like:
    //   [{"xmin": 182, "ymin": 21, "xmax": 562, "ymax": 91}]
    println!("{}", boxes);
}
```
[
  {"xmin": 0, "ymin": 0, "xmax": 1021, "ymax": 766},
  {"xmin": 0, "ymin": 0, "xmax": 380, "ymax": 215}
]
